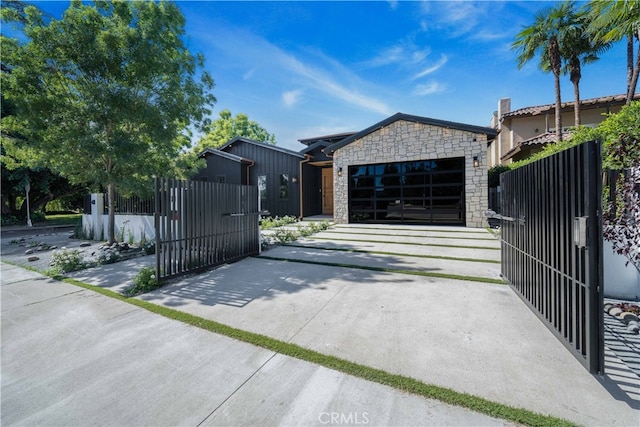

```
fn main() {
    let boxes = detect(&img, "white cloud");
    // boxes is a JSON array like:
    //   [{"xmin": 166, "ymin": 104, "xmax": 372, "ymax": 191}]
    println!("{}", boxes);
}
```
[
  {"xmin": 363, "ymin": 44, "xmax": 431, "ymax": 68},
  {"xmin": 243, "ymin": 68, "xmax": 256, "ymax": 80},
  {"xmin": 413, "ymin": 81, "xmax": 446, "ymax": 96},
  {"xmin": 199, "ymin": 26, "xmax": 392, "ymax": 116},
  {"xmin": 282, "ymin": 89, "xmax": 303, "ymax": 107},
  {"xmin": 413, "ymin": 54, "xmax": 448, "ymax": 80},
  {"xmin": 419, "ymin": 1, "xmax": 497, "ymax": 39},
  {"xmin": 387, "ymin": 0, "xmax": 398, "ymax": 10}
]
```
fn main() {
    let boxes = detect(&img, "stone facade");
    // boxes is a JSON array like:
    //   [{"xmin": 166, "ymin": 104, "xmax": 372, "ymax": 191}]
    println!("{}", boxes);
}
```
[{"xmin": 333, "ymin": 120, "xmax": 488, "ymax": 227}]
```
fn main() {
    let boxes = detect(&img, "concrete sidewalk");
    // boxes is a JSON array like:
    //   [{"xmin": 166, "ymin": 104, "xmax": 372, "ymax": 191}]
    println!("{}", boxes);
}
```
[
  {"xmin": 1, "ymin": 263, "xmax": 507, "ymax": 426},
  {"xmin": 4, "ymin": 224, "xmax": 640, "ymax": 425}
]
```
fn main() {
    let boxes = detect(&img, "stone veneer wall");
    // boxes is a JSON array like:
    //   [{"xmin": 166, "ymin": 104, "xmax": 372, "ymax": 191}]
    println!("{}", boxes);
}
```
[{"xmin": 333, "ymin": 120, "xmax": 488, "ymax": 227}]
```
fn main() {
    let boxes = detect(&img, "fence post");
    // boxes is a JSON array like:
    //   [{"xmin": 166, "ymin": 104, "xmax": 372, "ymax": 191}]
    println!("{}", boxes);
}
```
[{"xmin": 89, "ymin": 193, "xmax": 104, "ymax": 240}]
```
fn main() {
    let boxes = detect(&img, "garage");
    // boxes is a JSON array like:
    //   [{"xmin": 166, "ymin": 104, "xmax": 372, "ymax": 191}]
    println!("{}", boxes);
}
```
[
  {"xmin": 348, "ymin": 157, "xmax": 465, "ymax": 224},
  {"xmin": 329, "ymin": 113, "xmax": 496, "ymax": 228}
]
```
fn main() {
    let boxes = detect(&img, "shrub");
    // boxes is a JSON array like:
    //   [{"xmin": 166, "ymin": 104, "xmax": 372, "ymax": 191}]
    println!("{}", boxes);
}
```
[
  {"xmin": 51, "ymin": 248, "xmax": 85, "ymax": 273},
  {"xmin": 260, "ymin": 215, "xmax": 298, "ymax": 230},
  {"xmin": 141, "ymin": 239, "xmax": 156, "ymax": 255},
  {"xmin": 273, "ymin": 228, "xmax": 298, "ymax": 243},
  {"xmin": 96, "ymin": 249, "xmax": 121, "ymax": 265},
  {"xmin": 125, "ymin": 266, "xmax": 159, "ymax": 296}
]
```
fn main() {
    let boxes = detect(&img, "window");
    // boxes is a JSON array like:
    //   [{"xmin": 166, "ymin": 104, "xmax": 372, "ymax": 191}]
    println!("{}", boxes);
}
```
[
  {"xmin": 258, "ymin": 175, "xmax": 267, "ymax": 202},
  {"xmin": 348, "ymin": 158, "xmax": 464, "ymax": 224},
  {"xmin": 216, "ymin": 175, "xmax": 226, "ymax": 183},
  {"xmin": 279, "ymin": 174, "xmax": 289, "ymax": 199}
]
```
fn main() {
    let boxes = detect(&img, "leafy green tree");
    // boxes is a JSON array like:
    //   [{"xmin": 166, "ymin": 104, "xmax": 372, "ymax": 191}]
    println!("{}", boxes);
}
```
[
  {"xmin": 513, "ymin": 4, "xmax": 566, "ymax": 141},
  {"xmin": 194, "ymin": 109, "xmax": 276, "ymax": 152},
  {"xmin": 558, "ymin": 1, "xmax": 610, "ymax": 126},
  {"xmin": 571, "ymin": 102, "xmax": 639, "ymax": 269},
  {"xmin": 1, "ymin": 1, "xmax": 215, "ymax": 242},
  {"xmin": 587, "ymin": 0, "xmax": 640, "ymax": 105}
]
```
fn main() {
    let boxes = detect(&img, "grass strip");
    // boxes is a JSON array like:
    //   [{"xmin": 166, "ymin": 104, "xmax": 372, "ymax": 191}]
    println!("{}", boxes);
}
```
[
  {"xmin": 333, "ymin": 225, "xmax": 489, "ymax": 234},
  {"xmin": 42, "ymin": 213, "xmax": 82, "ymax": 226},
  {"xmin": 323, "ymin": 229, "xmax": 497, "ymax": 241},
  {"xmin": 284, "ymin": 243, "xmax": 501, "ymax": 264},
  {"xmin": 2, "ymin": 261, "xmax": 574, "ymax": 426},
  {"xmin": 312, "ymin": 236, "xmax": 501, "ymax": 250},
  {"xmin": 258, "ymin": 255, "xmax": 506, "ymax": 285}
]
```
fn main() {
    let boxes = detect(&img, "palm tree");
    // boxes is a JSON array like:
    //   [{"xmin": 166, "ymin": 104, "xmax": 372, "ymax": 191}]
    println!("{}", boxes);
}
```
[
  {"xmin": 558, "ymin": 2, "xmax": 611, "ymax": 126},
  {"xmin": 587, "ymin": 0, "xmax": 640, "ymax": 105},
  {"xmin": 513, "ymin": 5, "xmax": 565, "ymax": 141}
]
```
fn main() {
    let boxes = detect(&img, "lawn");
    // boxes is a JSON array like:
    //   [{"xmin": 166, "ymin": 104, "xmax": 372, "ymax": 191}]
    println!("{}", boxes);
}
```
[{"xmin": 43, "ymin": 213, "xmax": 82, "ymax": 226}]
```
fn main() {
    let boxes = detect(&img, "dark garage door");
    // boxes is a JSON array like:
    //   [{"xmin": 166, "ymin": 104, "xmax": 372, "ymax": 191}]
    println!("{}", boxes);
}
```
[{"xmin": 348, "ymin": 157, "xmax": 465, "ymax": 225}]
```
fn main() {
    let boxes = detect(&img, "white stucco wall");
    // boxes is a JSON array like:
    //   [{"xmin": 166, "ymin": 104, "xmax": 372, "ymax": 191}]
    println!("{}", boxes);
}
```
[
  {"xmin": 604, "ymin": 239, "xmax": 640, "ymax": 301},
  {"xmin": 82, "ymin": 214, "xmax": 155, "ymax": 242},
  {"xmin": 333, "ymin": 120, "xmax": 488, "ymax": 227}
]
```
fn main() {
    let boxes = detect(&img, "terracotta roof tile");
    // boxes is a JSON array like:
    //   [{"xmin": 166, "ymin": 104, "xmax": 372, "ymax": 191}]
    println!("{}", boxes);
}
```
[{"xmin": 502, "ymin": 93, "xmax": 638, "ymax": 119}]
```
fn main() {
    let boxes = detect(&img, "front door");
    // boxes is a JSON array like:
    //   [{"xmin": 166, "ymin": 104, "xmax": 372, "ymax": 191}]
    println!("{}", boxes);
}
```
[{"xmin": 322, "ymin": 168, "xmax": 333, "ymax": 215}]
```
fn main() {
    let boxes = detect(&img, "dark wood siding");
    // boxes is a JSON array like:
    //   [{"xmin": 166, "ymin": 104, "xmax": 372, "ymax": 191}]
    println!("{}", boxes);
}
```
[
  {"xmin": 225, "ymin": 143, "xmax": 302, "ymax": 218},
  {"xmin": 193, "ymin": 154, "xmax": 242, "ymax": 185}
]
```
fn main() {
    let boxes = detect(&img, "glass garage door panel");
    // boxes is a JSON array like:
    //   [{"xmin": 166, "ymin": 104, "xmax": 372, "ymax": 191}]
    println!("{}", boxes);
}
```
[{"xmin": 348, "ymin": 157, "xmax": 464, "ymax": 224}]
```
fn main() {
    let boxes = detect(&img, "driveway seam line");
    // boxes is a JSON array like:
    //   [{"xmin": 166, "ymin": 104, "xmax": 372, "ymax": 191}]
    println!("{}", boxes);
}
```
[
  {"xmin": 196, "ymin": 352, "xmax": 278, "ymax": 426},
  {"xmin": 285, "ymin": 277, "xmax": 350, "ymax": 343}
]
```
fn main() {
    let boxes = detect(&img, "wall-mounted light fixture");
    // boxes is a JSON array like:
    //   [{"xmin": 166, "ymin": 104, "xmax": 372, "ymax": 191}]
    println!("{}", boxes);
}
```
[
  {"xmin": 291, "ymin": 176, "xmax": 298, "ymax": 183},
  {"xmin": 473, "ymin": 156, "xmax": 479, "ymax": 168},
  {"xmin": 337, "ymin": 167, "xmax": 343, "ymax": 177}
]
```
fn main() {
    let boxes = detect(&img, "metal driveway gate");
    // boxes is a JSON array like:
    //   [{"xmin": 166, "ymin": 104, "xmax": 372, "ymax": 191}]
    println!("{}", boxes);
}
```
[
  {"xmin": 500, "ymin": 140, "xmax": 604, "ymax": 374},
  {"xmin": 154, "ymin": 178, "xmax": 260, "ymax": 282}
]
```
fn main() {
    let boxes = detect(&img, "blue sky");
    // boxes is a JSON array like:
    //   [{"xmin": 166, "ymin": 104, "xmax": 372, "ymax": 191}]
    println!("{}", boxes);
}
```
[{"xmin": 31, "ymin": 1, "xmax": 630, "ymax": 151}]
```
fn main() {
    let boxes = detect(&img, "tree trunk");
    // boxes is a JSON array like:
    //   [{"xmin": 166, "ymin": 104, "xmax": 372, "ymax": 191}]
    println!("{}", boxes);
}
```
[
  {"xmin": 627, "ymin": 34, "xmax": 633, "ymax": 103},
  {"xmin": 627, "ymin": 31, "xmax": 640, "ymax": 105},
  {"xmin": 570, "ymin": 57, "xmax": 581, "ymax": 127},
  {"xmin": 107, "ymin": 182, "xmax": 116, "ymax": 244},
  {"xmin": 554, "ymin": 71, "xmax": 563, "ymax": 141},
  {"xmin": 549, "ymin": 36, "xmax": 562, "ymax": 142}
]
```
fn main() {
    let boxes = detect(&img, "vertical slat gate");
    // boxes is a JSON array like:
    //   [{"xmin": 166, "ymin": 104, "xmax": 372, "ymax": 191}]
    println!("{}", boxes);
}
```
[
  {"xmin": 154, "ymin": 178, "xmax": 260, "ymax": 282},
  {"xmin": 500, "ymin": 140, "xmax": 603, "ymax": 374}
]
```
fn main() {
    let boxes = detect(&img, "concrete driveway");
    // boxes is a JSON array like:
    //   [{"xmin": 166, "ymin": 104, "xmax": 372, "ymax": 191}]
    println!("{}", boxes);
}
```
[
  {"xmin": 1, "ymin": 263, "xmax": 507, "ymax": 427},
  {"xmin": 134, "ymin": 223, "xmax": 637, "ymax": 426},
  {"xmin": 4, "ymin": 223, "xmax": 639, "ymax": 425}
]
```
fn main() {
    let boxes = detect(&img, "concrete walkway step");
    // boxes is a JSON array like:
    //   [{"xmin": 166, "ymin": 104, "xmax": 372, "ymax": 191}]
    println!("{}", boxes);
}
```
[
  {"xmin": 260, "ymin": 245, "xmax": 502, "ymax": 282},
  {"xmin": 294, "ymin": 236, "xmax": 501, "ymax": 262}
]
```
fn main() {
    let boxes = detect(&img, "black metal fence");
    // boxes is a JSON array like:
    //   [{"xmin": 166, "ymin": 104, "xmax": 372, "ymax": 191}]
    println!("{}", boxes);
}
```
[
  {"xmin": 82, "ymin": 193, "xmax": 154, "ymax": 215},
  {"xmin": 500, "ymin": 140, "xmax": 603, "ymax": 374},
  {"xmin": 154, "ymin": 178, "xmax": 260, "ymax": 282}
]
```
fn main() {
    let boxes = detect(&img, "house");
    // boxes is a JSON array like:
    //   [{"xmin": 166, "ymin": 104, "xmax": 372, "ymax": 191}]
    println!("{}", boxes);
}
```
[
  {"xmin": 488, "ymin": 93, "xmax": 638, "ymax": 167},
  {"xmin": 195, "ymin": 113, "xmax": 496, "ymax": 228},
  {"xmin": 325, "ymin": 113, "xmax": 497, "ymax": 227},
  {"xmin": 297, "ymin": 132, "xmax": 356, "ymax": 218},
  {"xmin": 193, "ymin": 136, "xmax": 305, "ymax": 218}
]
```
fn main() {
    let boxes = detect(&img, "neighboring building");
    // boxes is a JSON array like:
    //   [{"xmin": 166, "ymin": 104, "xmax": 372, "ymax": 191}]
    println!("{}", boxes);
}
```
[
  {"xmin": 326, "ymin": 113, "xmax": 497, "ymax": 227},
  {"xmin": 488, "ymin": 93, "xmax": 638, "ymax": 167}
]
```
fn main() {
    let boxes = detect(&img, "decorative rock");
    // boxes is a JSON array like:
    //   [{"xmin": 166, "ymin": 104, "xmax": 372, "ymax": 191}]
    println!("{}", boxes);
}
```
[
  {"xmin": 603, "ymin": 303, "xmax": 614, "ymax": 312},
  {"xmin": 609, "ymin": 307, "xmax": 623, "ymax": 317},
  {"xmin": 627, "ymin": 323, "xmax": 640, "ymax": 334},
  {"xmin": 50, "ymin": 246, "xmax": 57, "ymax": 250},
  {"xmin": 25, "ymin": 249, "xmax": 34, "ymax": 255},
  {"xmin": 27, "ymin": 256, "xmax": 39, "ymax": 262},
  {"xmin": 621, "ymin": 312, "xmax": 639, "ymax": 322},
  {"xmin": 79, "ymin": 242, "xmax": 91, "ymax": 247}
]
